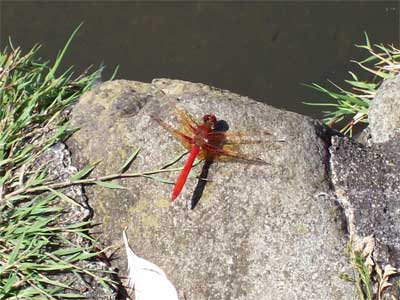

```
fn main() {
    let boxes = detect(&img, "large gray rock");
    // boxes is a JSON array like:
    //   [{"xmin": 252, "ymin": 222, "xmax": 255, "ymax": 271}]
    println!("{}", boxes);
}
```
[
  {"xmin": 330, "ymin": 136, "xmax": 400, "ymax": 264},
  {"xmin": 67, "ymin": 79, "xmax": 355, "ymax": 300},
  {"xmin": 327, "ymin": 72, "xmax": 400, "ymax": 300},
  {"xmin": 330, "ymin": 135, "xmax": 400, "ymax": 299},
  {"xmin": 368, "ymin": 74, "xmax": 400, "ymax": 143}
]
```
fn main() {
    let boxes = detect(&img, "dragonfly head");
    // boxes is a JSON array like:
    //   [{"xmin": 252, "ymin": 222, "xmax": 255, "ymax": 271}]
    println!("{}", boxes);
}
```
[{"xmin": 203, "ymin": 114, "xmax": 217, "ymax": 129}]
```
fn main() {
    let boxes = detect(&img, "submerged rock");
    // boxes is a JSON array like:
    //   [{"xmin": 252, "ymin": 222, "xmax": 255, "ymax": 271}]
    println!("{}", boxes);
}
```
[{"xmin": 67, "ymin": 79, "xmax": 355, "ymax": 300}]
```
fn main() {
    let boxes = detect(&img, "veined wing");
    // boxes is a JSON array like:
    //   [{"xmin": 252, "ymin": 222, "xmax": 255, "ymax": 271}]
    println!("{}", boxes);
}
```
[
  {"xmin": 198, "ymin": 141, "xmax": 269, "ymax": 164},
  {"xmin": 149, "ymin": 96, "xmax": 200, "ymax": 137},
  {"xmin": 207, "ymin": 130, "xmax": 274, "ymax": 145},
  {"xmin": 199, "ymin": 129, "xmax": 283, "ymax": 163},
  {"xmin": 151, "ymin": 115, "xmax": 194, "ymax": 150},
  {"xmin": 174, "ymin": 105, "xmax": 199, "ymax": 135}
]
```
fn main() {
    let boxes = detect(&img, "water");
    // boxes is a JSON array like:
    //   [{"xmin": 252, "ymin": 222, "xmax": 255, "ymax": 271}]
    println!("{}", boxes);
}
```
[{"xmin": 1, "ymin": 1, "xmax": 398, "ymax": 119}]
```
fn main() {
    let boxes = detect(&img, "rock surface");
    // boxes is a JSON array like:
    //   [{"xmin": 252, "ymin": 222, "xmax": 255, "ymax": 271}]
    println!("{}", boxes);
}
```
[
  {"xmin": 368, "ymin": 74, "xmax": 400, "ymax": 143},
  {"xmin": 67, "ymin": 79, "xmax": 355, "ymax": 300},
  {"xmin": 330, "ymin": 135, "xmax": 400, "ymax": 299},
  {"xmin": 314, "ymin": 68, "xmax": 400, "ymax": 300},
  {"xmin": 36, "ymin": 143, "xmax": 117, "ymax": 300},
  {"xmin": 330, "ymin": 136, "xmax": 400, "ymax": 265}
]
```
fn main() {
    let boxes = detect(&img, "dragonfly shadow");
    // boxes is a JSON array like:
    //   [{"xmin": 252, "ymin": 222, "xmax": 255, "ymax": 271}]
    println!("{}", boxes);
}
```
[
  {"xmin": 214, "ymin": 119, "xmax": 229, "ymax": 132},
  {"xmin": 190, "ymin": 160, "xmax": 213, "ymax": 209},
  {"xmin": 190, "ymin": 119, "xmax": 228, "ymax": 209}
]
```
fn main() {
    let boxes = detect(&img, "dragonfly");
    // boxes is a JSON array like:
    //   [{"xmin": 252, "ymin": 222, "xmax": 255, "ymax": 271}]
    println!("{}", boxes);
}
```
[{"xmin": 151, "ymin": 105, "xmax": 282, "ymax": 202}]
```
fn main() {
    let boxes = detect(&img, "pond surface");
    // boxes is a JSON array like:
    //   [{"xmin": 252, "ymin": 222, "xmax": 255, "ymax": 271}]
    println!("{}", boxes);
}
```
[{"xmin": 1, "ymin": 1, "xmax": 398, "ymax": 119}]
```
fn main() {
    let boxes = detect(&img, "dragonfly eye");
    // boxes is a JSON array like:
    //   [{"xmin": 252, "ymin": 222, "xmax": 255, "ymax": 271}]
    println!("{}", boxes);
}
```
[{"xmin": 203, "ymin": 114, "xmax": 217, "ymax": 127}]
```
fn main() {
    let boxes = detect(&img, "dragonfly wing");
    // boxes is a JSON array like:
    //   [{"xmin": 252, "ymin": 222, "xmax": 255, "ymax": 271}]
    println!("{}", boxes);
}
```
[
  {"xmin": 200, "ymin": 143, "xmax": 269, "ymax": 164},
  {"xmin": 207, "ymin": 130, "xmax": 274, "ymax": 145},
  {"xmin": 151, "ymin": 115, "xmax": 194, "ymax": 150},
  {"xmin": 207, "ymin": 132, "xmax": 284, "ymax": 153},
  {"xmin": 174, "ymin": 106, "xmax": 199, "ymax": 134}
]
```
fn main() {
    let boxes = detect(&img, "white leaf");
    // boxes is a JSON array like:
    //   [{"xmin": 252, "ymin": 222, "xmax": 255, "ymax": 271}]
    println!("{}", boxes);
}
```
[{"xmin": 122, "ymin": 229, "xmax": 179, "ymax": 300}]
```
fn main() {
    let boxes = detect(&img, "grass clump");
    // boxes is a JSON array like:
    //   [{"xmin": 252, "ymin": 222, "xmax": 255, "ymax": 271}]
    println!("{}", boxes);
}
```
[
  {"xmin": 345, "ymin": 236, "xmax": 399, "ymax": 300},
  {"xmin": 304, "ymin": 33, "xmax": 400, "ymax": 136},
  {"xmin": 0, "ymin": 25, "xmax": 198, "ymax": 299},
  {"xmin": 0, "ymin": 26, "xmax": 115, "ymax": 299}
]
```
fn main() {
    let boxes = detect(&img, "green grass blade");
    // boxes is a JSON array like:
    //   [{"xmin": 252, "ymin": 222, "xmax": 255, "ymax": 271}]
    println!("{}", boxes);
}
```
[
  {"xmin": 45, "ymin": 23, "xmax": 83, "ymax": 82},
  {"xmin": 118, "ymin": 147, "xmax": 141, "ymax": 173},
  {"xmin": 94, "ymin": 180, "xmax": 126, "ymax": 189},
  {"xmin": 70, "ymin": 161, "xmax": 99, "ymax": 181}
]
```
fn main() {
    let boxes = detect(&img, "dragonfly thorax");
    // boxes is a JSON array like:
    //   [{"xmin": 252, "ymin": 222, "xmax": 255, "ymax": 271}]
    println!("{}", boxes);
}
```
[{"xmin": 190, "ymin": 114, "xmax": 217, "ymax": 146}]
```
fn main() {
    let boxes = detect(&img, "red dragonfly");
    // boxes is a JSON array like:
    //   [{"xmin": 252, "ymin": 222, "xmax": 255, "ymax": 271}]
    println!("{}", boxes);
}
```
[{"xmin": 152, "ymin": 105, "xmax": 280, "ymax": 201}]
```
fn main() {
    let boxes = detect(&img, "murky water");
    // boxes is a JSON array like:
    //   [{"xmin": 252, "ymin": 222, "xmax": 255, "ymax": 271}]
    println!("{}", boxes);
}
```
[{"xmin": 1, "ymin": 1, "xmax": 398, "ymax": 119}]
